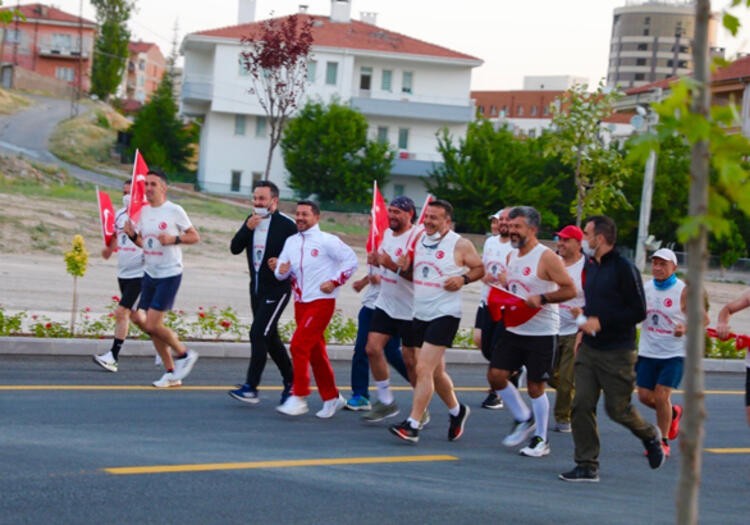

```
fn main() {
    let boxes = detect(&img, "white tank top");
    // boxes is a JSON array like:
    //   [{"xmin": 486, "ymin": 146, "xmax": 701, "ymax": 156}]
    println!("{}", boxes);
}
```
[
  {"xmin": 638, "ymin": 279, "xmax": 686, "ymax": 359},
  {"xmin": 374, "ymin": 227, "xmax": 415, "ymax": 320},
  {"xmin": 480, "ymin": 236, "xmax": 514, "ymax": 303},
  {"xmin": 506, "ymin": 243, "xmax": 559, "ymax": 336},
  {"xmin": 559, "ymin": 255, "xmax": 586, "ymax": 336},
  {"xmin": 413, "ymin": 230, "xmax": 463, "ymax": 321}
]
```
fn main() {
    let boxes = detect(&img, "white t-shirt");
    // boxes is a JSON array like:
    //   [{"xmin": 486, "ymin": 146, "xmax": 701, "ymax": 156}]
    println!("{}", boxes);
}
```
[
  {"xmin": 252, "ymin": 217, "xmax": 271, "ymax": 273},
  {"xmin": 136, "ymin": 201, "xmax": 193, "ymax": 278},
  {"xmin": 374, "ymin": 227, "xmax": 414, "ymax": 320},
  {"xmin": 413, "ymin": 230, "xmax": 463, "ymax": 321},
  {"xmin": 114, "ymin": 207, "xmax": 144, "ymax": 279},
  {"xmin": 559, "ymin": 255, "xmax": 585, "ymax": 336},
  {"xmin": 639, "ymin": 279, "xmax": 687, "ymax": 359},
  {"xmin": 480, "ymin": 235, "xmax": 514, "ymax": 303}
]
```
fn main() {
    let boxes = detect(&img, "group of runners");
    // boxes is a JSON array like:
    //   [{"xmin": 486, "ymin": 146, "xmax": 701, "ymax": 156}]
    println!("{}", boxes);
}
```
[{"xmin": 92, "ymin": 176, "xmax": 750, "ymax": 483}]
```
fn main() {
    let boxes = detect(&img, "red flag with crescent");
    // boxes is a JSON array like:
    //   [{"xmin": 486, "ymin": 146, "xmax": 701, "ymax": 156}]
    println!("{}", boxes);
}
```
[
  {"xmin": 487, "ymin": 285, "xmax": 541, "ymax": 327},
  {"xmin": 366, "ymin": 181, "xmax": 388, "ymax": 253},
  {"xmin": 128, "ymin": 149, "xmax": 149, "ymax": 222},
  {"xmin": 405, "ymin": 194, "xmax": 434, "ymax": 260},
  {"xmin": 96, "ymin": 187, "xmax": 115, "ymax": 246}
]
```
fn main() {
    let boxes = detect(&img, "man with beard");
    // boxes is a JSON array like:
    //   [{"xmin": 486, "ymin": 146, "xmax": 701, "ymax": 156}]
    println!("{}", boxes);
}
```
[
  {"xmin": 487, "ymin": 206, "xmax": 575, "ymax": 458},
  {"xmin": 389, "ymin": 199, "xmax": 484, "ymax": 443},
  {"xmin": 362, "ymin": 196, "xmax": 420, "ymax": 423}
]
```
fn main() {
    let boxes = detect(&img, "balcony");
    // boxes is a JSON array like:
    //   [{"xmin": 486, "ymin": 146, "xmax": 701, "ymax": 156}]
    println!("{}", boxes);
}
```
[
  {"xmin": 38, "ymin": 45, "xmax": 90, "ymax": 59},
  {"xmin": 181, "ymin": 75, "xmax": 213, "ymax": 103},
  {"xmin": 392, "ymin": 156, "xmax": 440, "ymax": 178},
  {"xmin": 351, "ymin": 97, "xmax": 474, "ymax": 124}
]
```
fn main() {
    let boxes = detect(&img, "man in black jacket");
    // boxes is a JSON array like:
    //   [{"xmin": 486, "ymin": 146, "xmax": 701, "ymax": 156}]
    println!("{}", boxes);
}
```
[
  {"xmin": 559, "ymin": 215, "xmax": 664, "ymax": 483},
  {"xmin": 228, "ymin": 181, "xmax": 297, "ymax": 405}
]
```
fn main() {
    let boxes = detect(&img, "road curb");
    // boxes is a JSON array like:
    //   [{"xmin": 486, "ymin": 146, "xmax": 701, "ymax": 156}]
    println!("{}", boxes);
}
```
[{"xmin": 0, "ymin": 337, "xmax": 744, "ymax": 371}]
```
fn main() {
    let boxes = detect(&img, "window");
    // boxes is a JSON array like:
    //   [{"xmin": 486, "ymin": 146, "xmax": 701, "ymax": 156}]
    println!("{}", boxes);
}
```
[
  {"xmin": 377, "ymin": 126, "xmax": 388, "ymax": 144},
  {"xmin": 637, "ymin": 43, "xmax": 648, "ymax": 51},
  {"xmin": 635, "ymin": 73, "xmax": 645, "ymax": 81},
  {"xmin": 252, "ymin": 172, "xmax": 263, "ymax": 185},
  {"xmin": 678, "ymin": 60, "xmax": 688, "ymax": 69},
  {"xmin": 397, "ymin": 128, "xmax": 409, "ymax": 150},
  {"xmin": 393, "ymin": 184, "xmax": 405, "ymax": 197},
  {"xmin": 139, "ymin": 60, "xmax": 146, "ymax": 71},
  {"xmin": 530, "ymin": 105, "xmax": 538, "ymax": 117},
  {"xmin": 528, "ymin": 129, "xmax": 537, "ymax": 138},
  {"xmin": 325, "ymin": 61, "xmax": 338, "ymax": 85},
  {"xmin": 517, "ymin": 105, "xmax": 524, "ymax": 117},
  {"xmin": 644, "ymin": 17, "xmax": 650, "ymax": 25},
  {"xmin": 231, "ymin": 171, "xmax": 242, "ymax": 192},
  {"xmin": 667, "ymin": 59, "xmax": 674, "ymax": 68},
  {"xmin": 307, "ymin": 60, "xmax": 317, "ymax": 83},
  {"xmin": 478, "ymin": 105, "xmax": 485, "ymax": 115},
  {"xmin": 643, "ymin": 29, "xmax": 650, "ymax": 36},
  {"xmin": 542, "ymin": 105, "xmax": 550, "ymax": 116},
  {"xmin": 55, "ymin": 67, "xmax": 74, "ymax": 82},
  {"xmin": 636, "ymin": 58, "xmax": 647, "ymax": 66},
  {"xmin": 381, "ymin": 69, "xmax": 392, "ymax": 91},
  {"xmin": 402, "ymin": 71, "xmax": 413, "ymax": 94},
  {"xmin": 360, "ymin": 67, "xmax": 372, "ymax": 90},
  {"xmin": 255, "ymin": 116, "xmax": 267, "ymax": 137},
  {"xmin": 238, "ymin": 55, "xmax": 250, "ymax": 76},
  {"xmin": 4, "ymin": 29, "xmax": 21, "ymax": 43},
  {"xmin": 234, "ymin": 115, "xmax": 246, "ymax": 136},
  {"xmin": 51, "ymin": 33, "xmax": 72, "ymax": 50}
]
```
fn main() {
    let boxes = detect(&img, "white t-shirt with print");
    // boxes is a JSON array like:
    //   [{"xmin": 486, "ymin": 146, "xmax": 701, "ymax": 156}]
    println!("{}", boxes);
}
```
[{"xmin": 136, "ymin": 201, "xmax": 192, "ymax": 278}]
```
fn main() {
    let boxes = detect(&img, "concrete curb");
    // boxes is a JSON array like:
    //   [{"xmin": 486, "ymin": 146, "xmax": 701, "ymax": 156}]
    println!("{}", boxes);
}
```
[{"xmin": 0, "ymin": 337, "xmax": 744, "ymax": 371}]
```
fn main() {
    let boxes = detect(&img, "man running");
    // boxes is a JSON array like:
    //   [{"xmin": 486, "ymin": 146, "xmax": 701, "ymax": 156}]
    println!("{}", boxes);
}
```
[
  {"xmin": 93, "ymin": 180, "xmax": 147, "ymax": 372},
  {"xmin": 228, "ymin": 180, "xmax": 297, "ymax": 405},
  {"xmin": 389, "ymin": 199, "xmax": 483, "ymax": 443},
  {"xmin": 123, "ymin": 169, "xmax": 200, "ymax": 388},
  {"xmin": 488, "ymin": 206, "xmax": 576, "ymax": 458},
  {"xmin": 716, "ymin": 288, "xmax": 750, "ymax": 426},
  {"xmin": 274, "ymin": 200, "xmax": 358, "ymax": 418}
]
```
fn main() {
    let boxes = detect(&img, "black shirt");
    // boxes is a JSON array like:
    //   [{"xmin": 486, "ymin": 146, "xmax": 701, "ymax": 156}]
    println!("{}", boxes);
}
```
[{"xmin": 582, "ymin": 248, "xmax": 647, "ymax": 351}]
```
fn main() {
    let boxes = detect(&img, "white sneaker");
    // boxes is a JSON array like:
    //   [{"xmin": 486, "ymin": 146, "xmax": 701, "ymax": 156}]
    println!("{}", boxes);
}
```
[
  {"xmin": 520, "ymin": 436, "xmax": 550, "ymax": 457},
  {"xmin": 173, "ymin": 349, "xmax": 199, "ymax": 380},
  {"xmin": 502, "ymin": 417, "xmax": 536, "ymax": 447},
  {"xmin": 152, "ymin": 372, "xmax": 182, "ymax": 388},
  {"xmin": 315, "ymin": 394, "xmax": 346, "ymax": 419},
  {"xmin": 276, "ymin": 395, "xmax": 309, "ymax": 416},
  {"xmin": 154, "ymin": 354, "xmax": 163, "ymax": 367},
  {"xmin": 92, "ymin": 352, "xmax": 117, "ymax": 373}
]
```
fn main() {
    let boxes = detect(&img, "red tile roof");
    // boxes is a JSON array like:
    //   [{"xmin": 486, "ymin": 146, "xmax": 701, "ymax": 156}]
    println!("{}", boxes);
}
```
[
  {"xmin": 3, "ymin": 3, "xmax": 96, "ymax": 26},
  {"xmin": 712, "ymin": 54, "xmax": 750, "ymax": 83},
  {"xmin": 194, "ymin": 14, "xmax": 480, "ymax": 62},
  {"xmin": 625, "ymin": 77, "xmax": 679, "ymax": 95},
  {"xmin": 129, "ymin": 41, "xmax": 158, "ymax": 55}
]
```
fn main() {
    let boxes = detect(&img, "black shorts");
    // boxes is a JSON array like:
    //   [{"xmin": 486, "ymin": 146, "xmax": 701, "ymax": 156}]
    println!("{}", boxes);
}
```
[
  {"xmin": 370, "ymin": 308, "xmax": 417, "ymax": 348},
  {"xmin": 491, "ymin": 330, "xmax": 557, "ymax": 383},
  {"xmin": 474, "ymin": 304, "xmax": 486, "ymax": 329},
  {"xmin": 745, "ymin": 367, "xmax": 750, "ymax": 407},
  {"xmin": 117, "ymin": 277, "xmax": 142, "ymax": 309},
  {"xmin": 481, "ymin": 316, "xmax": 506, "ymax": 362},
  {"xmin": 412, "ymin": 316, "xmax": 461, "ymax": 348}
]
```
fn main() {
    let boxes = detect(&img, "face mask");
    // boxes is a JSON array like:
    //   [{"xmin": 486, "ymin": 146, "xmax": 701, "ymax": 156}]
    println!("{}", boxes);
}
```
[
  {"xmin": 254, "ymin": 207, "xmax": 270, "ymax": 218},
  {"xmin": 425, "ymin": 231, "xmax": 444, "ymax": 242},
  {"xmin": 122, "ymin": 195, "xmax": 131, "ymax": 208},
  {"xmin": 653, "ymin": 273, "xmax": 677, "ymax": 290},
  {"xmin": 582, "ymin": 240, "xmax": 595, "ymax": 258}
]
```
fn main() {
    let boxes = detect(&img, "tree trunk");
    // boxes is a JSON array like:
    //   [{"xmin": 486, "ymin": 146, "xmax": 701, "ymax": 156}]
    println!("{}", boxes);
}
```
[
  {"xmin": 263, "ymin": 138, "xmax": 274, "ymax": 181},
  {"xmin": 70, "ymin": 276, "xmax": 78, "ymax": 336},
  {"xmin": 676, "ymin": 1, "xmax": 710, "ymax": 523}
]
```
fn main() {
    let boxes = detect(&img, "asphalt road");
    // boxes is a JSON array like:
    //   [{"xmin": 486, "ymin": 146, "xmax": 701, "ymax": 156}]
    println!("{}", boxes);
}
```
[{"xmin": 0, "ymin": 355, "xmax": 747, "ymax": 524}]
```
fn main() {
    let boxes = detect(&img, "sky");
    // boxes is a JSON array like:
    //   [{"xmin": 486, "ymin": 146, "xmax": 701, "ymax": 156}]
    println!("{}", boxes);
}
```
[{"xmin": 40, "ymin": 0, "xmax": 750, "ymax": 89}]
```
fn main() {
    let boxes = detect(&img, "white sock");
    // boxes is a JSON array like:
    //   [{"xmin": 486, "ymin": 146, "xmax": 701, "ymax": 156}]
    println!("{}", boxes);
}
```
[
  {"xmin": 497, "ymin": 383, "xmax": 531, "ymax": 422},
  {"xmin": 407, "ymin": 417, "xmax": 420, "ymax": 429},
  {"xmin": 530, "ymin": 393, "xmax": 550, "ymax": 441},
  {"xmin": 448, "ymin": 404, "xmax": 460, "ymax": 417},
  {"xmin": 376, "ymin": 380, "xmax": 393, "ymax": 405}
]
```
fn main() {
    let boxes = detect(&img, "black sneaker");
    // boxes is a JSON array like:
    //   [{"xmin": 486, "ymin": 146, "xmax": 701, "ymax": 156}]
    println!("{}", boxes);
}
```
[
  {"xmin": 389, "ymin": 420, "xmax": 419, "ymax": 443},
  {"xmin": 644, "ymin": 428, "xmax": 666, "ymax": 469},
  {"xmin": 481, "ymin": 391, "xmax": 504, "ymax": 410},
  {"xmin": 559, "ymin": 465, "xmax": 600, "ymax": 483},
  {"xmin": 448, "ymin": 404, "xmax": 470, "ymax": 441}
]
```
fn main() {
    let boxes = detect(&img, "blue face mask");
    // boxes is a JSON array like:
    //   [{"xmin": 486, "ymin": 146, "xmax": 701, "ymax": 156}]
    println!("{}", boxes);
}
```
[{"xmin": 653, "ymin": 273, "xmax": 677, "ymax": 290}]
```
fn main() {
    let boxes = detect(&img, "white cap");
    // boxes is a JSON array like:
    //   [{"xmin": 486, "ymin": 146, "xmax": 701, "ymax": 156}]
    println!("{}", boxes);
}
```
[
  {"xmin": 488, "ymin": 209, "xmax": 503, "ymax": 220},
  {"xmin": 651, "ymin": 248, "xmax": 677, "ymax": 265}
]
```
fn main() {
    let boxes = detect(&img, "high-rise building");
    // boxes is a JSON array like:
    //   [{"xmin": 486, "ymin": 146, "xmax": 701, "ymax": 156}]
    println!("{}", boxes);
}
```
[{"xmin": 607, "ymin": 0, "xmax": 717, "ymax": 88}]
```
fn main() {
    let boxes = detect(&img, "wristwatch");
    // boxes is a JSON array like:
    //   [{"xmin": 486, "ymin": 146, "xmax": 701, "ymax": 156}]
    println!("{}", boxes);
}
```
[
  {"xmin": 462, "ymin": 274, "xmax": 470, "ymax": 285},
  {"xmin": 540, "ymin": 294, "xmax": 549, "ymax": 305},
  {"xmin": 174, "ymin": 235, "xmax": 182, "ymax": 245}
]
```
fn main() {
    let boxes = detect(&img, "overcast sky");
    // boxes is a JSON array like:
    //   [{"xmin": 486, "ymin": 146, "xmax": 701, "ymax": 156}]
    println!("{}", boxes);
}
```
[{"xmin": 44, "ymin": 0, "xmax": 750, "ymax": 89}]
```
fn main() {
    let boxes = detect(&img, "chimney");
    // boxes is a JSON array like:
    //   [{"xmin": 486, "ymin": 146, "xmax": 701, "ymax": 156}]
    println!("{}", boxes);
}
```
[
  {"xmin": 360, "ymin": 11, "xmax": 377, "ymax": 25},
  {"xmin": 299, "ymin": 5, "xmax": 309, "ymax": 14},
  {"xmin": 238, "ymin": 0, "xmax": 257, "ymax": 24},
  {"xmin": 330, "ymin": 0, "xmax": 352, "ymax": 23}
]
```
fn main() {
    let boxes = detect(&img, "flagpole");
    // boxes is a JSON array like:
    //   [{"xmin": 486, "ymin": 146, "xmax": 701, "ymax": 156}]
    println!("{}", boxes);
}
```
[{"xmin": 95, "ymin": 185, "xmax": 105, "ymax": 244}]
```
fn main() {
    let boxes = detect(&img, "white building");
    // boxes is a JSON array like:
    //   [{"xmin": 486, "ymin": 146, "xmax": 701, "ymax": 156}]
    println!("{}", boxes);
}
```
[{"xmin": 179, "ymin": 0, "xmax": 482, "ymax": 203}]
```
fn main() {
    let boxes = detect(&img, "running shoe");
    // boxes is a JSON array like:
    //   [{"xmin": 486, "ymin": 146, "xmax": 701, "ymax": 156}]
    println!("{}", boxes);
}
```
[
  {"xmin": 345, "ymin": 395, "xmax": 372, "ymax": 411},
  {"xmin": 152, "ymin": 372, "xmax": 182, "ymax": 388},
  {"xmin": 502, "ymin": 417, "xmax": 536, "ymax": 447},
  {"xmin": 553, "ymin": 421, "xmax": 572, "ymax": 433},
  {"xmin": 481, "ymin": 391, "xmax": 504, "ymax": 410},
  {"xmin": 316, "ymin": 394, "xmax": 346, "ymax": 419},
  {"xmin": 668, "ymin": 404, "xmax": 682, "ymax": 440},
  {"xmin": 276, "ymin": 395, "xmax": 309, "ymax": 416},
  {"xmin": 559, "ymin": 466, "xmax": 600, "ymax": 483},
  {"xmin": 173, "ymin": 349, "xmax": 199, "ymax": 380},
  {"xmin": 389, "ymin": 420, "xmax": 419, "ymax": 444},
  {"xmin": 643, "ymin": 428, "xmax": 666, "ymax": 469},
  {"xmin": 448, "ymin": 404, "xmax": 470, "ymax": 441},
  {"xmin": 92, "ymin": 352, "xmax": 118, "ymax": 373},
  {"xmin": 362, "ymin": 400, "xmax": 399, "ymax": 422},
  {"xmin": 520, "ymin": 436, "xmax": 550, "ymax": 457},
  {"xmin": 228, "ymin": 384, "xmax": 260, "ymax": 404}
]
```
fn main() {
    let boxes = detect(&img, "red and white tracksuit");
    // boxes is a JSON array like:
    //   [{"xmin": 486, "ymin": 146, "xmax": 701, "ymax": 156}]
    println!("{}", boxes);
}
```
[{"xmin": 275, "ymin": 224, "xmax": 358, "ymax": 400}]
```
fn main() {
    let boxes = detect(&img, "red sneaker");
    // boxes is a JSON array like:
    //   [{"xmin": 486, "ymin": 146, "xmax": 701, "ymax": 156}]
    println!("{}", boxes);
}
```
[{"xmin": 668, "ymin": 404, "xmax": 682, "ymax": 440}]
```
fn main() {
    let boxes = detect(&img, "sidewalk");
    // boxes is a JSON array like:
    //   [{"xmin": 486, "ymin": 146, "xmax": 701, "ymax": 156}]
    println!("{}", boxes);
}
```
[{"xmin": 0, "ymin": 337, "xmax": 744, "ymax": 372}]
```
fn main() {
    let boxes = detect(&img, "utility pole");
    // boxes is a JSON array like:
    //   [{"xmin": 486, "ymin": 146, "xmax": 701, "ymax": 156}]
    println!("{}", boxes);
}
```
[
  {"xmin": 70, "ymin": 0, "xmax": 83, "ymax": 117},
  {"xmin": 634, "ymin": 87, "xmax": 662, "ymax": 272}
]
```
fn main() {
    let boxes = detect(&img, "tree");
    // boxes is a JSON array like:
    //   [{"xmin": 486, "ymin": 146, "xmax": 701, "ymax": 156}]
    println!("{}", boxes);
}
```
[
  {"xmin": 425, "ymin": 120, "xmax": 566, "ymax": 233},
  {"xmin": 128, "ymin": 73, "xmax": 192, "ymax": 175},
  {"xmin": 241, "ymin": 14, "xmax": 313, "ymax": 180},
  {"xmin": 282, "ymin": 100, "xmax": 393, "ymax": 204},
  {"xmin": 0, "ymin": 2, "xmax": 23, "ymax": 25},
  {"xmin": 544, "ymin": 83, "xmax": 632, "ymax": 225},
  {"xmin": 90, "ymin": 0, "xmax": 135, "ymax": 100},
  {"xmin": 64, "ymin": 235, "xmax": 88, "ymax": 335}
]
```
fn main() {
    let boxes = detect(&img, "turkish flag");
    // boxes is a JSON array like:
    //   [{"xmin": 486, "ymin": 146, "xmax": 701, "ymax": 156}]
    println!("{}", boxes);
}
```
[
  {"xmin": 366, "ymin": 181, "xmax": 388, "ymax": 253},
  {"xmin": 128, "ymin": 149, "xmax": 149, "ymax": 222},
  {"xmin": 487, "ymin": 285, "xmax": 540, "ymax": 327},
  {"xmin": 96, "ymin": 187, "xmax": 115, "ymax": 246},
  {"xmin": 405, "ymin": 194, "xmax": 434, "ymax": 260},
  {"xmin": 707, "ymin": 327, "xmax": 750, "ymax": 349}
]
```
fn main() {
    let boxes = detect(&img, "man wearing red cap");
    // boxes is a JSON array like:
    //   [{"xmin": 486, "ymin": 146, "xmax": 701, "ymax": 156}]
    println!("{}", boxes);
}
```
[{"xmin": 548, "ymin": 225, "xmax": 585, "ymax": 433}]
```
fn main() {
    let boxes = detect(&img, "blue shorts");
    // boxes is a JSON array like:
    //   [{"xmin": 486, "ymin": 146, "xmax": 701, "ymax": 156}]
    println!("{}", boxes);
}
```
[
  {"xmin": 636, "ymin": 355, "xmax": 684, "ymax": 390},
  {"xmin": 137, "ymin": 273, "xmax": 182, "ymax": 312}
]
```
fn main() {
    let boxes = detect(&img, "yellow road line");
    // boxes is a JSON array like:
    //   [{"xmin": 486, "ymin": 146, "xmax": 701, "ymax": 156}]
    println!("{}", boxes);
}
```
[
  {"xmin": 705, "ymin": 448, "xmax": 750, "ymax": 454},
  {"xmin": 104, "ymin": 454, "xmax": 458, "ymax": 475}
]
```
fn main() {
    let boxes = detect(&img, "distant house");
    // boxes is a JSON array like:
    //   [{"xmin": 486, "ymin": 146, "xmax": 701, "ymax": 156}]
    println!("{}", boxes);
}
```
[
  {"xmin": 180, "ymin": 0, "xmax": 482, "ymax": 203},
  {"xmin": 117, "ymin": 40, "xmax": 166, "ymax": 105},
  {"xmin": 0, "ymin": 3, "xmax": 96, "ymax": 92}
]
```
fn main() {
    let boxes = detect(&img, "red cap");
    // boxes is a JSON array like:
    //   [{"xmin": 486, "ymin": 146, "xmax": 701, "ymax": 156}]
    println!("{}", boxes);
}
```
[{"xmin": 556, "ymin": 225, "xmax": 583, "ymax": 241}]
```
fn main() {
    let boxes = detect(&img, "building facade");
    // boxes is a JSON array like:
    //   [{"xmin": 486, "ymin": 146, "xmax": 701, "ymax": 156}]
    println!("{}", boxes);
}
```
[
  {"xmin": 0, "ymin": 3, "xmax": 96, "ymax": 92},
  {"xmin": 117, "ymin": 41, "xmax": 166, "ymax": 105},
  {"xmin": 180, "ymin": 0, "xmax": 481, "ymax": 203},
  {"xmin": 607, "ymin": 0, "xmax": 717, "ymax": 89}
]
